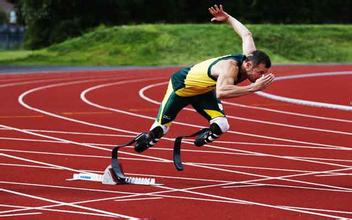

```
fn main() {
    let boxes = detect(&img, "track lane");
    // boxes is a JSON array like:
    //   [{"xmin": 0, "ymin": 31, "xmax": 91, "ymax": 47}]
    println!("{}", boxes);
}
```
[{"xmin": 0, "ymin": 65, "xmax": 352, "ymax": 216}]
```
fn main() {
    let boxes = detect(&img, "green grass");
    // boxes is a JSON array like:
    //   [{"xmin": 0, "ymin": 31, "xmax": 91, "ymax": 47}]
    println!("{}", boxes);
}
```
[
  {"xmin": 1, "ymin": 24, "xmax": 351, "ymax": 66},
  {"xmin": 0, "ymin": 50, "xmax": 34, "ymax": 61}
]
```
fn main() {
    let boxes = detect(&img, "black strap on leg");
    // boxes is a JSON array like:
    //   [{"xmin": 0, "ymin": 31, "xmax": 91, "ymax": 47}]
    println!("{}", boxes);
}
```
[
  {"xmin": 173, "ymin": 128, "xmax": 208, "ymax": 171},
  {"xmin": 111, "ymin": 133, "xmax": 144, "ymax": 183}
]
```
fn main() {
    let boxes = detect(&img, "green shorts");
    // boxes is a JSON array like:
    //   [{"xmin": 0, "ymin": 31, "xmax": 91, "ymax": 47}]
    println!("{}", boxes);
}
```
[{"xmin": 156, "ymin": 81, "xmax": 225, "ymax": 125}]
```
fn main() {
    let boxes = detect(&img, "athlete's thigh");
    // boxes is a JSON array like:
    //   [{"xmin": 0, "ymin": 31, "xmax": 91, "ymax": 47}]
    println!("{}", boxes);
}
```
[
  {"xmin": 190, "ymin": 90, "xmax": 225, "ymax": 121},
  {"xmin": 156, "ymin": 81, "xmax": 190, "ymax": 125}
]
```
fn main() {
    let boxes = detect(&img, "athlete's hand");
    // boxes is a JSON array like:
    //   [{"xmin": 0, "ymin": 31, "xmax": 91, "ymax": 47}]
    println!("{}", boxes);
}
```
[
  {"xmin": 209, "ymin": 4, "xmax": 230, "ymax": 22},
  {"xmin": 252, "ymin": 73, "xmax": 275, "ymax": 91}
]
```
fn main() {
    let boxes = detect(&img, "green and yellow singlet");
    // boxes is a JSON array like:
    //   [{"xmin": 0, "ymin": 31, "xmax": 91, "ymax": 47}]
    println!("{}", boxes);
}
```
[{"xmin": 171, "ymin": 54, "xmax": 246, "ymax": 97}]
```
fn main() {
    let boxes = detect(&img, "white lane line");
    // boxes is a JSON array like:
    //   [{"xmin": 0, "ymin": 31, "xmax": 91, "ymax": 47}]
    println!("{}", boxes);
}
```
[
  {"xmin": 0, "ymin": 148, "xmax": 318, "ymax": 175},
  {"xmin": 0, "ymin": 74, "xmax": 118, "ymax": 89},
  {"xmin": 114, "ymin": 197, "xmax": 163, "ymax": 202},
  {"xmin": 14, "ymin": 75, "xmax": 352, "ymax": 191},
  {"xmin": 0, "ymin": 137, "xmax": 70, "ymax": 144},
  {"xmin": 18, "ymin": 75, "xmax": 350, "ymax": 154},
  {"xmin": 257, "ymin": 91, "xmax": 352, "ymax": 111},
  {"xmin": 84, "ymin": 86, "xmax": 352, "ymax": 174},
  {"xmin": 0, "ymin": 141, "xmax": 314, "ymax": 189},
  {"xmin": 2, "ymin": 179, "xmax": 350, "ymax": 210},
  {"xmin": 4, "ymin": 138, "xmax": 352, "ymax": 164},
  {"xmin": 137, "ymin": 83, "xmax": 351, "ymax": 148},
  {"xmin": 1, "ymin": 135, "xmax": 332, "ymax": 152},
  {"xmin": 2, "ymin": 157, "xmax": 351, "ymax": 193},
  {"xmin": 0, "ymin": 181, "xmax": 139, "ymax": 196},
  {"xmin": 84, "ymin": 81, "xmax": 351, "ymax": 149},
  {"xmin": 280, "ymin": 205, "xmax": 352, "ymax": 216},
  {"xmin": 188, "ymin": 139, "xmax": 342, "ymax": 150},
  {"xmin": 8, "ymin": 113, "xmax": 351, "ymax": 196},
  {"xmin": 0, "ymin": 212, "xmax": 42, "ymax": 218},
  {"xmin": 0, "ymin": 193, "xmax": 139, "ymax": 217},
  {"xmin": 2, "ymin": 170, "xmax": 350, "ymax": 218},
  {"xmin": 3, "ymin": 130, "xmax": 345, "ymax": 151},
  {"xmin": 149, "ymin": 185, "xmax": 347, "ymax": 219},
  {"xmin": 78, "ymin": 79, "xmax": 352, "ymax": 188},
  {"xmin": 0, "ymin": 148, "xmax": 161, "ymax": 164},
  {"xmin": 0, "ymin": 163, "xmax": 63, "ymax": 170},
  {"xmin": 2, "ymin": 164, "xmax": 352, "ymax": 194},
  {"xmin": 138, "ymin": 78, "xmax": 352, "ymax": 123},
  {"xmin": 0, "ymin": 151, "xmax": 144, "ymax": 218},
  {"xmin": 256, "ymin": 71, "xmax": 352, "ymax": 111},
  {"xmin": 0, "ymin": 204, "xmax": 116, "ymax": 218},
  {"xmin": 139, "ymin": 81, "xmax": 352, "ymax": 136},
  {"xmin": 26, "ymin": 129, "xmax": 135, "ymax": 138},
  {"xmin": 4, "ymin": 123, "xmax": 351, "ymax": 195},
  {"xmin": 221, "ymin": 181, "xmax": 352, "ymax": 193},
  {"xmin": 0, "ymin": 78, "xmax": 66, "ymax": 88},
  {"xmin": 0, "ymin": 152, "xmax": 81, "ymax": 173},
  {"xmin": 14, "ymin": 73, "xmax": 352, "ymax": 218},
  {"xmin": 17, "ymin": 77, "xmax": 352, "ymax": 186},
  {"xmin": 223, "ymin": 101, "xmax": 352, "ymax": 123},
  {"xmin": 0, "ymin": 181, "xmax": 248, "ymax": 214},
  {"xmin": 316, "ymin": 172, "xmax": 352, "ymax": 177},
  {"xmin": 0, "ymin": 69, "xmax": 141, "ymax": 89},
  {"xmin": 0, "ymin": 124, "xmax": 168, "ymax": 164},
  {"xmin": 18, "ymin": 77, "xmax": 163, "ymax": 138},
  {"xmin": 3, "ymin": 135, "xmax": 352, "ymax": 164},
  {"xmin": 1, "ymin": 137, "xmax": 350, "ymax": 219},
  {"xmin": 0, "ymin": 187, "xmax": 138, "ymax": 219},
  {"xmin": 2, "ymin": 175, "xmax": 348, "ymax": 220},
  {"xmin": 2, "ymin": 123, "xmax": 352, "ymax": 196}
]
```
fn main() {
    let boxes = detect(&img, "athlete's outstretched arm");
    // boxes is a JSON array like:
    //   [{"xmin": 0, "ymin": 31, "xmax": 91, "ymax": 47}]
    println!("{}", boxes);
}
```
[{"xmin": 209, "ymin": 4, "xmax": 256, "ymax": 55}]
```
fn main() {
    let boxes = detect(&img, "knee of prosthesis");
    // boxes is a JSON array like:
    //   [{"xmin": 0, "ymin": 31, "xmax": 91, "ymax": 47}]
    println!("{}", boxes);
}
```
[
  {"xmin": 210, "ymin": 117, "xmax": 230, "ymax": 134},
  {"xmin": 134, "ymin": 122, "xmax": 168, "ymax": 153},
  {"xmin": 150, "ymin": 121, "xmax": 169, "ymax": 137}
]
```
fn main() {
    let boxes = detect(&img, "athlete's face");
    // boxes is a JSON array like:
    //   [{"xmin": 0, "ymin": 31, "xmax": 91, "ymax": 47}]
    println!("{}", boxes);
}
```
[{"xmin": 244, "ymin": 62, "xmax": 269, "ymax": 83}]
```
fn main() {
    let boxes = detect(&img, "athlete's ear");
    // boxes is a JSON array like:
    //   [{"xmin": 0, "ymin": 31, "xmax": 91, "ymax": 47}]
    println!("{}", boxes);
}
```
[{"xmin": 244, "ymin": 60, "xmax": 252, "ymax": 69}]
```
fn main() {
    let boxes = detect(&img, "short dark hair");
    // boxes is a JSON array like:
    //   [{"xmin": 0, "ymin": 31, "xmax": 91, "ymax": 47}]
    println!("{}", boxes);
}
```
[{"xmin": 245, "ymin": 50, "xmax": 271, "ymax": 68}]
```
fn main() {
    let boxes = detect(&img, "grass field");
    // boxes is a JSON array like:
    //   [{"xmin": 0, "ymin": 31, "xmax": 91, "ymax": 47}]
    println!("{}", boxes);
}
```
[{"xmin": 1, "ymin": 24, "xmax": 351, "ymax": 66}]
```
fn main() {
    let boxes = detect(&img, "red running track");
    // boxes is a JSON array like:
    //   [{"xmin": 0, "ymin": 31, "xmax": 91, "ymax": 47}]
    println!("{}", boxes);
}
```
[{"xmin": 0, "ymin": 65, "xmax": 351, "ymax": 219}]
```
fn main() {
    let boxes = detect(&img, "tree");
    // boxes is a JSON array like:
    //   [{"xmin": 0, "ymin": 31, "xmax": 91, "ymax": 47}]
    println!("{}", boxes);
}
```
[
  {"xmin": 0, "ymin": 7, "xmax": 8, "ymax": 24},
  {"xmin": 12, "ymin": 0, "xmax": 121, "ymax": 49},
  {"xmin": 8, "ymin": 0, "xmax": 352, "ymax": 49}
]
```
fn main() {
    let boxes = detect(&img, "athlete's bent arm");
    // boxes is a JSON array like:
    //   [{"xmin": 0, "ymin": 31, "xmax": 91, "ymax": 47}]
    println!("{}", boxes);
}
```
[
  {"xmin": 216, "ymin": 61, "xmax": 274, "ymax": 99},
  {"xmin": 208, "ymin": 4, "xmax": 256, "ymax": 55}
]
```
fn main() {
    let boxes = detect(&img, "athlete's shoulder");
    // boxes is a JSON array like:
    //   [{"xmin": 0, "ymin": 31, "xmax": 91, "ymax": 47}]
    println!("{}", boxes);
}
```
[{"xmin": 228, "ymin": 53, "xmax": 246, "ymax": 61}]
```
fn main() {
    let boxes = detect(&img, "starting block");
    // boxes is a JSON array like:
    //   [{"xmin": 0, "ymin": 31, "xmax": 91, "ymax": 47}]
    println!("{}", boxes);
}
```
[
  {"xmin": 70, "ymin": 134, "xmax": 159, "ymax": 186},
  {"xmin": 70, "ymin": 165, "xmax": 157, "ymax": 186}
]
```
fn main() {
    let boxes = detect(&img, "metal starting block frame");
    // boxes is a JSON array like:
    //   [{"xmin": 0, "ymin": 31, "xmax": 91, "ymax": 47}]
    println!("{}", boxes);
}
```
[
  {"xmin": 70, "ymin": 134, "xmax": 157, "ymax": 186},
  {"xmin": 71, "ymin": 166, "xmax": 156, "ymax": 185}
]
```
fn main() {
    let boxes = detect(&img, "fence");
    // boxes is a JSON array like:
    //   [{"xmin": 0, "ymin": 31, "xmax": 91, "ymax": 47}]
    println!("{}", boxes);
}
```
[{"xmin": 0, "ymin": 24, "xmax": 25, "ymax": 50}]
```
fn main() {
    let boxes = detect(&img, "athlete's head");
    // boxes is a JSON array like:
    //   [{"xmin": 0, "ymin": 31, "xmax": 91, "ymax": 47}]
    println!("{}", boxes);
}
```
[{"xmin": 242, "ymin": 50, "xmax": 271, "ymax": 82}]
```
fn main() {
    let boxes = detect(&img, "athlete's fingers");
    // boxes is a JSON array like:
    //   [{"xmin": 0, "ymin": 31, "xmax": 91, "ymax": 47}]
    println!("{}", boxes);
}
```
[
  {"xmin": 265, "ymin": 77, "xmax": 274, "ymax": 86},
  {"xmin": 208, "ymin": 7, "xmax": 215, "ymax": 14},
  {"xmin": 214, "ymin": 4, "xmax": 220, "ymax": 12},
  {"xmin": 264, "ymin": 73, "xmax": 275, "ymax": 81}
]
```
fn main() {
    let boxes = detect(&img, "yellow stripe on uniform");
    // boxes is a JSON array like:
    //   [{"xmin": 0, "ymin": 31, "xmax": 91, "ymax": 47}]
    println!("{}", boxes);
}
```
[
  {"xmin": 157, "ymin": 80, "xmax": 174, "ymax": 124},
  {"xmin": 204, "ymin": 109, "xmax": 224, "ymax": 119}
]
